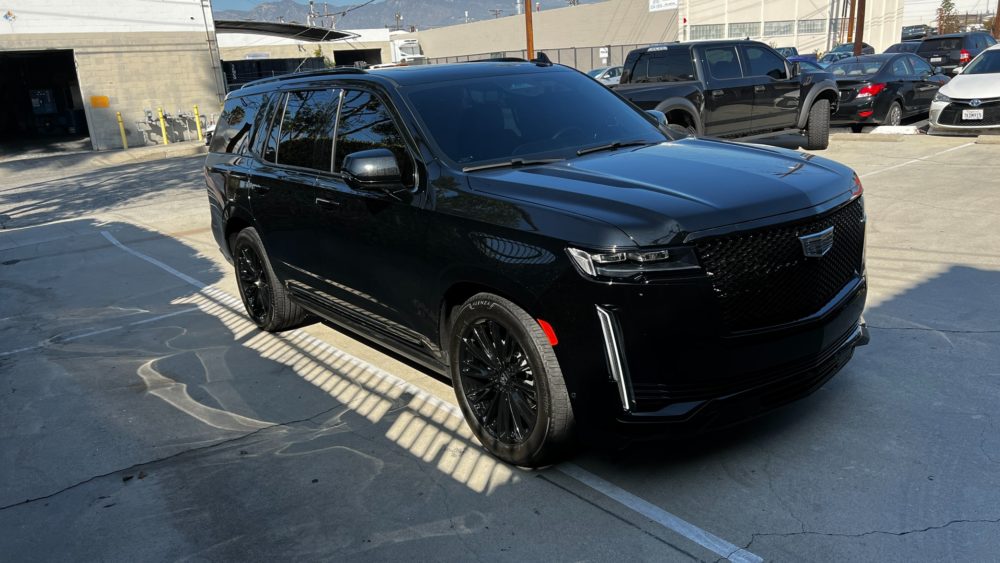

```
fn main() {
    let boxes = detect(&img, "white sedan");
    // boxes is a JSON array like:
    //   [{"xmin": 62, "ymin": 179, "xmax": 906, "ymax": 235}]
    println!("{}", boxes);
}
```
[{"xmin": 929, "ymin": 43, "xmax": 1000, "ymax": 135}]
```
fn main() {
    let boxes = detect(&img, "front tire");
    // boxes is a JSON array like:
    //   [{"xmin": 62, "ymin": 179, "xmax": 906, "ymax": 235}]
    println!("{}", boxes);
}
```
[
  {"xmin": 449, "ymin": 293, "xmax": 575, "ymax": 467},
  {"xmin": 232, "ymin": 227, "xmax": 309, "ymax": 332},
  {"xmin": 804, "ymin": 98, "xmax": 831, "ymax": 150}
]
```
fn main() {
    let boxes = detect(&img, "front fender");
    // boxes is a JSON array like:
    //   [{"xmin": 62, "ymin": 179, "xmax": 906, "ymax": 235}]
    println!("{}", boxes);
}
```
[{"xmin": 796, "ymin": 79, "xmax": 839, "ymax": 129}]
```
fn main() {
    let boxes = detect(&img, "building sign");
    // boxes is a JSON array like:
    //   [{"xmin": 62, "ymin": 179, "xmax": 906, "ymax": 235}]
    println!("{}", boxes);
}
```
[{"xmin": 649, "ymin": 0, "xmax": 678, "ymax": 12}]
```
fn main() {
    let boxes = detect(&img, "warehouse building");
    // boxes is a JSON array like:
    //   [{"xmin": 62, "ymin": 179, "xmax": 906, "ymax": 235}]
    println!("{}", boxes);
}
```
[
  {"xmin": 406, "ymin": 0, "xmax": 903, "ymax": 70},
  {"xmin": 0, "ymin": 0, "xmax": 229, "ymax": 151}
]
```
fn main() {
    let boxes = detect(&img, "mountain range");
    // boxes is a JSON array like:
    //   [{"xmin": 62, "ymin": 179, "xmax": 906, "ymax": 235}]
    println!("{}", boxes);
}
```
[{"xmin": 213, "ymin": 0, "xmax": 600, "ymax": 31}]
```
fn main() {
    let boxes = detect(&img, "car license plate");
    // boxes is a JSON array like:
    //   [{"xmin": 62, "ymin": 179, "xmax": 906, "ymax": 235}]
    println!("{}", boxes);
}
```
[
  {"xmin": 930, "ymin": 57, "xmax": 943, "ymax": 63},
  {"xmin": 963, "ymin": 109, "xmax": 984, "ymax": 120}
]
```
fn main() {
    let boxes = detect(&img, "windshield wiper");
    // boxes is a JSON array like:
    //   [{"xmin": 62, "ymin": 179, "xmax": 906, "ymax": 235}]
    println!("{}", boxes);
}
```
[
  {"xmin": 462, "ymin": 158, "xmax": 563, "ymax": 173},
  {"xmin": 576, "ymin": 139, "xmax": 654, "ymax": 156}
]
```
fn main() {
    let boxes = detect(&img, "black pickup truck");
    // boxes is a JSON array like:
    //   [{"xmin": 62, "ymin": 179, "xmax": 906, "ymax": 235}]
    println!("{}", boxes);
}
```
[{"xmin": 614, "ymin": 40, "xmax": 839, "ymax": 150}]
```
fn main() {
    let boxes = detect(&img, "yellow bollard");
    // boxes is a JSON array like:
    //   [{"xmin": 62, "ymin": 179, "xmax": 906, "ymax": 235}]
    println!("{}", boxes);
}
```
[
  {"xmin": 157, "ymin": 107, "xmax": 169, "ymax": 145},
  {"xmin": 116, "ymin": 111, "xmax": 129, "ymax": 150},
  {"xmin": 193, "ymin": 104, "xmax": 204, "ymax": 142}
]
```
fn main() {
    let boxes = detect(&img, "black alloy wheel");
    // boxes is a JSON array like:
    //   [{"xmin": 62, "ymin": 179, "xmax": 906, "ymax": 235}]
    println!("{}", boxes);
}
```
[
  {"xmin": 449, "ymin": 293, "xmax": 575, "ymax": 467},
  {"xmin": 231, "ymin": 227, "xmax": 309, "ymax": 332},
  {"xmin": 236, "ymin": 243, "xmax": 272, "ymax": 326},
  {"xmin": 458, "ymin": 319, "xmax": 538, "ymax": 444}
]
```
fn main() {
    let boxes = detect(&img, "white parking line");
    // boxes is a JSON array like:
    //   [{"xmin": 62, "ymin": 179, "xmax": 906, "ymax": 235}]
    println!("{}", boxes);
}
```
[
  {"xmin": 860, "ymin": 142, "xmax": 974, "ymax": 179},
  {"xmin": 560, "ymin": 463, "xmax": 763, "ymax": 563},
  {"xmin": 99, "ymin": 230, "xmax": 763, "ymax": 563}
]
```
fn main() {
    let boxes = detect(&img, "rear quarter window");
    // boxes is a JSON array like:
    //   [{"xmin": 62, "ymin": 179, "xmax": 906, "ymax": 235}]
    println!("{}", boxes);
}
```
[
  {"xmin": 631, "ymin": 50, "xmax": 697, "ymax": 82},
  {"xmin": 209, "ymin": 94, "xmax": 266, "ymax": 154}
]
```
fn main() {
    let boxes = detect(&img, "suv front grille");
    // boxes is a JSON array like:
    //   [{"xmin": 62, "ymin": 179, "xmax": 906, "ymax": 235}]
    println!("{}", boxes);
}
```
[
  {"xmin": 695, "ymin": 198, "xmax": 865, "ymax": 332},
  {"xmin": 938, "ymin": 99, "xmax": 1000, "ymax": 127}
]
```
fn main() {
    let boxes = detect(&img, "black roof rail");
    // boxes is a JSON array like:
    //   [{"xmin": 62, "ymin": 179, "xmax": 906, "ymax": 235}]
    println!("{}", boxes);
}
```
[
  {"xmin": 241, "ymin": 66, "xmax": 367, "ymax": 89},
  {"xmin": 463, "ymin": 55, "xmax": 553, "ymax": 66},
  {"xmin": 463, "ymin": 57, "xmax": 528, "ymax": 63}
]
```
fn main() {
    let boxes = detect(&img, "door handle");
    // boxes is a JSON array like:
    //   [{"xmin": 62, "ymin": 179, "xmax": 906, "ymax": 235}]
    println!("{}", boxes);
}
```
[
  {"xmin": 754, "ymin": 85, "xmax": 766, "ymax": 92},
  {"xmin": 712, "ymin": 90, "xmax": 724, "ymax": 97},
  {"xmin": 250, "ymin": 182, "xmax": 270, "ymax": 194},
  {"xmin": 315, "ymin": 197, "xmax": 340, "ymax": 209}
]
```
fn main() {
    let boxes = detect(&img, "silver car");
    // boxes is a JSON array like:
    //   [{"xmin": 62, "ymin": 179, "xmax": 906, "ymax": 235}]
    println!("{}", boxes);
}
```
[
  {"xmin": 929, "ymin": 44, "xmax": 1000, "ymax": 135},
  {"xmin": 587, "ymin": 65, "xmax": 623, "ymax": 86}
]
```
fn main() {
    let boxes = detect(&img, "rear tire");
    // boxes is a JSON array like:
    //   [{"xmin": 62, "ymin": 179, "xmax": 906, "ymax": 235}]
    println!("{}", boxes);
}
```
[
  {"xmin": 232, "ymin": 227, "xmax": 309, "ymax": 332},
  {"xmin": 884, "ymin": 101, "xmax": 902, "ymax": 126},
  {"xmin": 449, "ymin": 293, "xmax": 575, "ymax": 467},
  {"xmin": 804, "ymin": 98, "xmax": 831, "ymax": 150}
]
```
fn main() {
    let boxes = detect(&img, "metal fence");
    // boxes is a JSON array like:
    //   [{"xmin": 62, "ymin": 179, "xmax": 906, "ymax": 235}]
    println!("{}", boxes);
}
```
[{"xmin": 424, "ymin": 43, "xmax": 658, "ymax": 73}]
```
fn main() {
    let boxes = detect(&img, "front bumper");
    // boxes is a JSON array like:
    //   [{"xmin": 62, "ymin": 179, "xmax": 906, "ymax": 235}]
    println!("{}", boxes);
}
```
[{"xmin": 929, "ymin": 99, "xmax": 1000, "ymax": 134}]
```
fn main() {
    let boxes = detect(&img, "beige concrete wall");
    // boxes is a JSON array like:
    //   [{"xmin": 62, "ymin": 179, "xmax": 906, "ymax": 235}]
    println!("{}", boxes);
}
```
[
  {"xmin": 2, "ymin": 32, "xmax": 224, "ymax": 150},
  {"xmin": 406, "ymin": 0, "xmax": 678, "ymax": 62},
  {"xmin": 219, "ymin": 42, "xmax": 393, "ymax": 67},
  {"xmin": 683, "ymin": 0, "xmax": 903, "ymax": 54}
]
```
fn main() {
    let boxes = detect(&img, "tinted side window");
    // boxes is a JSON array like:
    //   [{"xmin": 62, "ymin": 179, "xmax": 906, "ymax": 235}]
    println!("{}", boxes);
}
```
[
  {"xmin": 209, "ymin": 94, "xmax": 265, "ymax": 154},
  {"xmin": 633, "ymin": 51, "xmax": 696, "ymax": 82},
  {"xmin": 275, "ymin": 89, "xmax": 340, "ymax": 171},
  {"xmin": 889, "ymin": 57, "xmax": 912, "ymax": 77},
  {"xmin": 745, "ymin": 46, "xmax": 788, "ymax": 79},
  {"xmin": 335, "ymin": 90, "xmax": 413, "ymax": 182},
  {"xmin": 260, "ymin": 93, "xmax": 284, "ymax": 163},
  {"xmin": 705, "ymin": 47, "xmax": 743, "ymax": 80},
  {"xmin": 909, "ymin": 56, "xmax": 932, "ymax": 75}
]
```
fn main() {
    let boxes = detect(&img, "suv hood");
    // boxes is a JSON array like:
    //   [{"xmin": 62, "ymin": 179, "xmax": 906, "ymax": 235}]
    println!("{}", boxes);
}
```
[
  {"xmin": 465, "ymin": 138, "xmax": 855, "ymax": 246},
  {"xmin": 940, "ymin": 73, "xmax": 1000, "ymax": 99}
]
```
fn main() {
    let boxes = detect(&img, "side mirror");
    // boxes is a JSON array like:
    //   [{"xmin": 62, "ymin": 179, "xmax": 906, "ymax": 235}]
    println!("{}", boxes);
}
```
[
  {"xmin": 789, "ymin": 62, "xmax": 800, "ymax": 78},
  {"xmin": 341, "ymin": 148, "xmax": 403, "ymax": 192},
  {"xmin": 645, "ymin": 109, "xmax": 668, "ymax": 127},
  {"xmin": 951, "ymin": 66, "xmax": 962, "ymax": 75}
]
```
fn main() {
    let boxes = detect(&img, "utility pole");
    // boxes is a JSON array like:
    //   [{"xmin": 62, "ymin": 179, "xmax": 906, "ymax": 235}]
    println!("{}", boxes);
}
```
[
  {"xmin": 846, "ymin": 0, "xmax": 856, "ymax": 43},
  {"xmin": 852, "ymin": 0, "xmax": 866, "ymax": 56},
  {"xmin": 489, "ymin": 8, "xmax": 503, "ymax": 18},
  {"xmin": 524, "ymin": 0, "xmax": 534, "ymax": 59},
  {"xmin": 994, "ymin": 0, "xmax": 1000, "ymax": 39}
]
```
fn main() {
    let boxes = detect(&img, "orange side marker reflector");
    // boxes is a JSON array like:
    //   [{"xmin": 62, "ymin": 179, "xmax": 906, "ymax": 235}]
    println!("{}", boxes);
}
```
[{"xmin": 537, "ymin": 319, "xmax": 558, "ymax": 346}]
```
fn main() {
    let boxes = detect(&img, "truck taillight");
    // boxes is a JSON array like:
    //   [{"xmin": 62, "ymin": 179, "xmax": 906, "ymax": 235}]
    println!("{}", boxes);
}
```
[{"xmin": 960, "ymin": 49, "xmax": 971, "ymax": 64}]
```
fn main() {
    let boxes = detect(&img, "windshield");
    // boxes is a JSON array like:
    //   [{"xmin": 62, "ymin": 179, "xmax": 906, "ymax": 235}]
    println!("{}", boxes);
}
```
[
  {"xmin": 403, "ymin": 69, "xmax": 667, "ymax": 167},
  {"xmin": 963, "ymin": 50, "xmax": 1000, "ymax": 74},
  {"xmin": 828, "ymin": 60, "xmax": 884, "ymax": 77},
  {"xmin": 586, "ymin": 67, "xmax": 607, "ymax": 77},
  {"xmin": 832, "ymin": 43, "xmax": 856, "ymax": 53}
]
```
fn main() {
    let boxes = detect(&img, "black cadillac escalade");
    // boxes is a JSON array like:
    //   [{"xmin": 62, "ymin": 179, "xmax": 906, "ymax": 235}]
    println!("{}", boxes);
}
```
[{"xmin": 205, "ymin": 61, "xmax": 869, "ymax": 467}]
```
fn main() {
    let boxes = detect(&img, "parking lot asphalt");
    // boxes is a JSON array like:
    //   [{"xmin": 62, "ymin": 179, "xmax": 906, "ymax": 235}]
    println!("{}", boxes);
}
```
[{"xmin": 2, "ymin": 135, "xmax": 999, "ymax": 561}]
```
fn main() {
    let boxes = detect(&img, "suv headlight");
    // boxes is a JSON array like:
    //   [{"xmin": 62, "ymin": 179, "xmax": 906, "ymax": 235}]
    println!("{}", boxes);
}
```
[
  {"xmin": 933, "ymin": 92, "xmax": 951, "ymax": 103},
  {"xmin": 566, "ymin": 246, "xmax": 700, "ymax": 281}
]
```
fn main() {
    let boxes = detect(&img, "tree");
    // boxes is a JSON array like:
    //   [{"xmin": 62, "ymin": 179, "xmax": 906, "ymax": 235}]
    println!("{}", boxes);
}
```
[{"xmin": 936, "ymin": 0, "xmax": 960, "ymax": 34}]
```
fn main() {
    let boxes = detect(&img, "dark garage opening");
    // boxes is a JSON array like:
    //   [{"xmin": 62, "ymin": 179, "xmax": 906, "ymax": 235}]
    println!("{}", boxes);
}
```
[
  {"xmin": 222, "ymin": 57, "xmax": 328, "ymax": 90},
  {"xmin": 0, "ymin": 50, "xmax": 89, "ymax": 151}
]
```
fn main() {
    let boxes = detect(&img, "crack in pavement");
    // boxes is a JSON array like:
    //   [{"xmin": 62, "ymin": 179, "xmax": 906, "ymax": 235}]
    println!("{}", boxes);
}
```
[
  {"xmin": 741, "ymin": 517, "xmax": 1000, "ymax": 552},
  {"xmin": 0, "ymin": 403, "xmax": 345, "ymax": 512}
]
